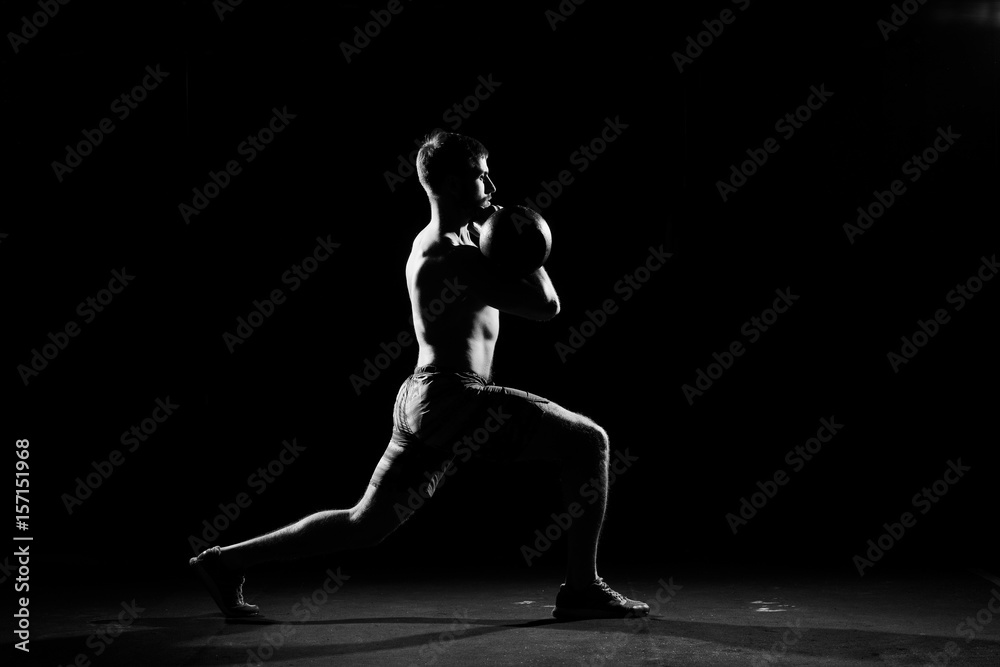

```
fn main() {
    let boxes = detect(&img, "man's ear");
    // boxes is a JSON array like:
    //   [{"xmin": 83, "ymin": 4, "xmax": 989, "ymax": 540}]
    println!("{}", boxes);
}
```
[{"xmin": 441, "ymin": 173, "xmax": 460, "ymax": 198}]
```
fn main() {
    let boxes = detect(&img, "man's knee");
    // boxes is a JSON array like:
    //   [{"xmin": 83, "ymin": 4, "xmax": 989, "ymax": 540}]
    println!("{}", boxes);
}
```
[
  {"xmin": 591, "ymin": 423, "xmax": 610, "ymax": 458},
  {"xmin": 570, "ymin": 415, "xmax": 609, "ymax": 459}
]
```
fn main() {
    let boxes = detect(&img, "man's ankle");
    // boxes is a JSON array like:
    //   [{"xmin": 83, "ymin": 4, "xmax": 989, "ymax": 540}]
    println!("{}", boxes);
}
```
[{"xmin": 566, "ymin": 575, "xmax": 599, "ymax": 590}]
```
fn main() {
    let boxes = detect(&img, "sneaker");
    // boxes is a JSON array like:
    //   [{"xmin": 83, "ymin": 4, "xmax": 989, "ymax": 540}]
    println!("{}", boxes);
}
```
[
  {"xmin": 552, "ymin": 577, "xmax": 650, "ymax": 619},
  {"xmin": 189, "ymin": 547, "xmax": 259, "ymax": 617}
]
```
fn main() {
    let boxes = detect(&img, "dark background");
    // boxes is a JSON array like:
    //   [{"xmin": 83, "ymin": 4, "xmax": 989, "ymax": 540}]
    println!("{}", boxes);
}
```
[{"xmin": 3, "ymin": 0, "xmax": 997, "ymax": 592}]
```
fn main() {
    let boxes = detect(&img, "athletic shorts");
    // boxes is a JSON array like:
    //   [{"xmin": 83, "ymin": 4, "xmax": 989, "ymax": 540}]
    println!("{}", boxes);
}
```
[{"xmin": 368, "ymin": 365, "xmax": 550, "ymax": 500}]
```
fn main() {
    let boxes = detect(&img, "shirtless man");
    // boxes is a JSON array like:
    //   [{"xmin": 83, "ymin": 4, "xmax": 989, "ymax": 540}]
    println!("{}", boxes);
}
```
[{"xmin": 190, "ymin": 131, "xmax": 649, "ymax": 620}]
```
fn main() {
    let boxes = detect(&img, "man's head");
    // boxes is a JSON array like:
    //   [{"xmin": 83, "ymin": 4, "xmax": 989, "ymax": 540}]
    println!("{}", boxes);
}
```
[{"xmin": 417, "ymin": 130, "xmax": 495, "ymax": 211}]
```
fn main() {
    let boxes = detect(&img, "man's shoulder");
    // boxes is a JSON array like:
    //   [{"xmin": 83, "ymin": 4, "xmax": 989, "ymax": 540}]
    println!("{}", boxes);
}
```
[
  {"xmin": 410, "ymin": 228, "xmax": 477, "ymax": 270},
  {"xmin": 408, "ymin": 233, "xmax": 451, "ymax": 285},
  {"xmin": 408, "ymin": 242, "xmax": 480, "ymax": 308}
]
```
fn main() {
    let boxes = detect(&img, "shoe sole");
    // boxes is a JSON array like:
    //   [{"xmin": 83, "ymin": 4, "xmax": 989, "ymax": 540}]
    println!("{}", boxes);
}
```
[{"xmin": 552, "ymin": 607, "xmax": 650, "ymax": 620}]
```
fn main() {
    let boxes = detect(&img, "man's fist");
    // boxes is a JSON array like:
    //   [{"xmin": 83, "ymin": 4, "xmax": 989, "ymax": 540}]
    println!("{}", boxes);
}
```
[{"xmin": 469, "ymin": 204, "xmax": 502, "ymax": 225}]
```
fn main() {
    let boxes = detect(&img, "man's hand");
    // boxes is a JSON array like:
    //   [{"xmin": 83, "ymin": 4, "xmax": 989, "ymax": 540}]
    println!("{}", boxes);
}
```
[
  {"xmin": 469, "ymin": 203, "xmax": 502, "ymax": 225},
  {"xmin": 467, "ymin": 204, "xmax": 501, "ymax": 249}
]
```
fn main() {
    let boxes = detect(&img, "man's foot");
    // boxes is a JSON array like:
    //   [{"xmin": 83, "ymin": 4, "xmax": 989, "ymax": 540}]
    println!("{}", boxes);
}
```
[
  {"xmin": 552, "ymin": 577, "xmax": 650, "ymax": 619},
  {"xmin": 189, "ymin": 546, "xmax": 259, "ymax": 618}
]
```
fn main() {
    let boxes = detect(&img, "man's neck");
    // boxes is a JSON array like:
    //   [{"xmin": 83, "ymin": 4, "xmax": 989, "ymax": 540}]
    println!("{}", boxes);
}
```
[{"xmin": 428, "ymin": 198, "xmax": 470, "ymax": 235}]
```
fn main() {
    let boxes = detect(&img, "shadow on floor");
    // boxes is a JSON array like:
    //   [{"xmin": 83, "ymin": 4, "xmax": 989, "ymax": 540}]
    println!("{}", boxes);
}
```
[{"xmin": 16, "ymin": 612, "xmax": 999, "ymax": 666}]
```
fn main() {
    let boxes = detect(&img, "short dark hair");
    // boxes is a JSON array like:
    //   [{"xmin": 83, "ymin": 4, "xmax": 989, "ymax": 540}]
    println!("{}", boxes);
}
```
[{"xmin": 416, "ymin": 130, "xmax": 488, "ymax": 195}]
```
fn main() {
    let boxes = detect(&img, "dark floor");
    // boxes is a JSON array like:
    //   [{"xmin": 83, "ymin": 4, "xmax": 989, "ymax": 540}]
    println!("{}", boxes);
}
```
[{"xmin": 8, "ymin": 564, "xmax": 1000, "ymax": 666}]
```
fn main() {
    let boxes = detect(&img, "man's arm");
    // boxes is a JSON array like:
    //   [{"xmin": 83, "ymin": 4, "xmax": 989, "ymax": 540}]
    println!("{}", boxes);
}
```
[
  {"xmin": 521, "ymin": 266, "xmax": 560, "ymax": 319},
  {"xmin": 450, "ymin": 245, "xmax": 560, "ymax": 321}
]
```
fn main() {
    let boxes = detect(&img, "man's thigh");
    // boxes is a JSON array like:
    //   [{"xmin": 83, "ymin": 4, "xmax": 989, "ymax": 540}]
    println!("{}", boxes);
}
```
[
  {"xmin": 361, "ymin": 376, "xmax": 603, "ymax": 521},
  {"xmin": 357, "ymin": 439, "xmax": 453, "ymax": 537},
  {"xmin": 467, "ymin": 381, "xmax": 605, "ymax": 464},
  {"xmin": 509, "ymin": 392, "xmax": 607, "ymax": 463}
]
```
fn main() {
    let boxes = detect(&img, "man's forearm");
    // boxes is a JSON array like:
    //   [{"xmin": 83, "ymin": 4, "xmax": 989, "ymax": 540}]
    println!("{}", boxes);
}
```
[{"xmin": 523, "ymin": 266, "xmax": 560, "ymax": 319}]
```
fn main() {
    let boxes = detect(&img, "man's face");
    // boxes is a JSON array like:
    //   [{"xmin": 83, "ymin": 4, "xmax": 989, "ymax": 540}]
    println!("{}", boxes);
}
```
[{"xmin": 445, "ymin": 156, "xmax": 496, "ymax": 212}]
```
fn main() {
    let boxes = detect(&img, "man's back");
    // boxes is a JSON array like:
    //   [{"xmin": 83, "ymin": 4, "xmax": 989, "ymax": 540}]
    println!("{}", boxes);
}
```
[{"xmin": 406, "ymin": 222, "xmax": 500, "ymax": 379}]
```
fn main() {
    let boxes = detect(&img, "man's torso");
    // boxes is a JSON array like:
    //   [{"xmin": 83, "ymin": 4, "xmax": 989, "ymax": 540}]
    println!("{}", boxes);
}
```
[{"xmin": 405, "ymin": 222, "xmax": 498, "ymax": 380}]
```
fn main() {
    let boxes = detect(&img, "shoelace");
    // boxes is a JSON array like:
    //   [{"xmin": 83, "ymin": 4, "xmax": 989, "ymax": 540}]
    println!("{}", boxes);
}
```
[
  {"xmin": 593, "ymin": 577, "xmax": 628, "ymax": 605},
  {"xmin": 233, "ymin": 577, "xmax": 246, "ymax": 605}
]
